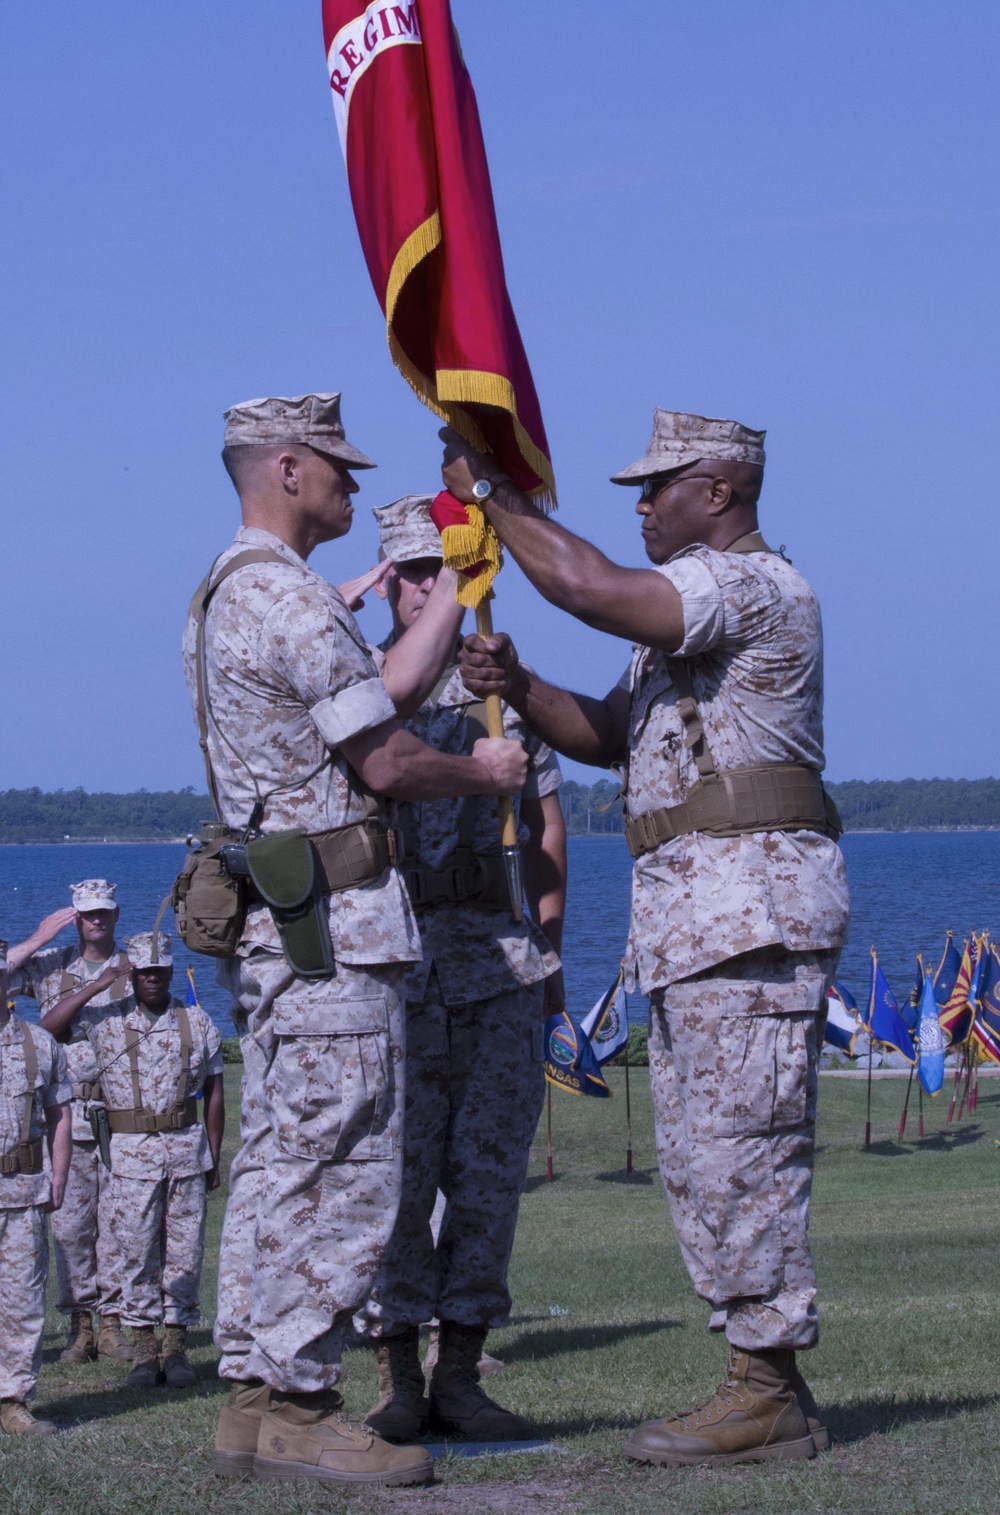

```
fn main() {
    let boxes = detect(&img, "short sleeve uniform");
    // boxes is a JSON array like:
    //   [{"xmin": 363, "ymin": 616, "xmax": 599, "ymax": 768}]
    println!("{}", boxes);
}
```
[{"xmin": 0, "ymin": 1016, "xmax": 71, "ymax": 1208}]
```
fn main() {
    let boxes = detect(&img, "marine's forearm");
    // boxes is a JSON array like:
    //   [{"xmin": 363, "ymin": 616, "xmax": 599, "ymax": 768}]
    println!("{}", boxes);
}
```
[
  {"xmin": 381, "ymin": 567, "xmax": 464, "ymax": 718},
  {"xmin": 506, "ymin": 667, "xmax": 626, "ymax": 768}
]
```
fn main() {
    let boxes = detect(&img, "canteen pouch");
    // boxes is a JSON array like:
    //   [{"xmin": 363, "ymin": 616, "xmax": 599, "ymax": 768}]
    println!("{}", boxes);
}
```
[
  {"xmin": 87, "ymin": 1102, "xmax": 113, "ymax": 1172},
  {"xmin": 246, "ymin": 830, "xmax": 334, "ymax": 980},
  {"xmin": 171, "ymin": 825, "xmax": 247, "ymax": 958}
]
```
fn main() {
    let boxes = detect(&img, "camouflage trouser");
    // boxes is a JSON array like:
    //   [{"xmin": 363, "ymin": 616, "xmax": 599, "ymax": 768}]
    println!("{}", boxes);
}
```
[
  {"xmin": 649, "ymin": 946, "xmax": 838, "ymax": 1352},
  {"xmin": 364, "ymin": 973, "xmax": 546, "ymax": 1335},
  {"xmin": 50, "ymin": 1137, "xmax": 122, "ymax": 1316},
  {"xmin": 0, "ymin": 1205, "xmax": 47, "ymax": 1401},
  {"xmin": 214, "ymin": 952, "xmax": 405, "ymax": 1392},
  {"xmin": 104, "ymin": 1171, "xmax": 207, "ymax": 1328}
]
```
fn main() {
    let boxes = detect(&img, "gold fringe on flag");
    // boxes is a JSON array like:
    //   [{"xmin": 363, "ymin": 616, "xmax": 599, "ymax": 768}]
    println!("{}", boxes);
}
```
[{"xmin": 437, "ymin": 502, "xmax": 502, "ymax": 608}]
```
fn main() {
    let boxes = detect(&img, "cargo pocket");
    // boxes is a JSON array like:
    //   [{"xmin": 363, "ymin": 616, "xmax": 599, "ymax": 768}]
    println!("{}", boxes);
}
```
[
  {"xmin": 712, "ymin": 1013, "xmax": 814, "ymax": 1141},
  {"xmin": 266, "ymin": 996, "xmax": 395, "ymax": 1163}
]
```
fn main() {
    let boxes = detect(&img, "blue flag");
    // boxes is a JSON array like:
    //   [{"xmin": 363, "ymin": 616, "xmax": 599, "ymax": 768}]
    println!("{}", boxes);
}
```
[
  {"xmin": 902, "ymin": 955, "xmax": 922, "ymax": 1032},
  {"xmin": 824, "ymin": 982, "xmax": 861, "ymax": 1055},
  {"xmin": 543, "ymin": 1011, "xmax": 611, "ymax": 1098},
  {"xmin": 971, "ymin": 941, "xmax": 1000, "ymax": 1066},
  {"xmin": 579, "ymin": 969, "xmax": 629, "ymax": 1066},
  {"xmin": 864, "ymin": 951, "xmax": 916, "ymax": 1063},
  {"xmin": 186, "ymin": 967, "xmax": 199, "ymax": 1008},
  {"xmin": 916, "ymin": 969, "xmax": 945, "ymax": 1095},
  {"xmin": 932, "ymin": 931, "xmax": 962, "ymax": 1009}
]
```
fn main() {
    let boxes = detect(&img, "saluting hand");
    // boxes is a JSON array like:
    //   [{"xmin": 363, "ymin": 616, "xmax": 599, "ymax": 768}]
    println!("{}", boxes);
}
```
[
  {"xmin": 94, "ymin": 960, "xmax": 131, "ymax": 995},
  {"xmin": 31, "ymin": 906, "xmax": 77, "ymax": 947},
  {"xmin": 460, "ymin": 631, "xmax": 523, "ymax": 703},
  {"xmin": 338, "ymin": 559, "xmax": 394, "ymax": 611}
]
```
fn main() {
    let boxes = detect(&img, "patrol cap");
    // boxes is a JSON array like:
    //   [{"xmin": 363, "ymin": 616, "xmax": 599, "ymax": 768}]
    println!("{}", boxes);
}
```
[
  {"xmin": 223, "ymin": 393, "xmax": 376, "ymax": 470},
  {"xmin": 126, "ymin": 932, "xmax": 173, "ymax": 970},
  {"xmin": 610, "ymin": 409, "xmax": 766, "ymax": 485},
  {"xmin": 372, "ymin": 496, "xmax": 441, "ymax": 564},
  {"xmin": 71, "ymin": 880, "xmax": 117, "ymax": 912}
]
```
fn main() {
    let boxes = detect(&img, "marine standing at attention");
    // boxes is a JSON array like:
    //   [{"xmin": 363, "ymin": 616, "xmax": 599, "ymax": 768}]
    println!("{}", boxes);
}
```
[
  {"xmin": 40, "ymin": 931, "xmax": 224, "ymax": 1390},
  {"xmin": 10, "ymin": 881, "xmax": 132, "ymax": 1364},
  {"xmin": 361, "ymin": 495, "xmax": 566, "ymax": 1443},
  {"xmin": 0, "ymin": 936, "xmax": 72, "ymax": 1436},
  {"xmin": 184, "ymin": 393, "xmax": 527, "ymax": 1489},
  {"xmin": 445, "ymin": 409, "xmax": 851, "ymax": 1468}
]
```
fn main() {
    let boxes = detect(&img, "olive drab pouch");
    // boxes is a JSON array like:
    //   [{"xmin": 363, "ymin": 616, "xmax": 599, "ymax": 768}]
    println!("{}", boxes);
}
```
[
  {"xmin": 246, "ymin": 830, "xmax": 334, "ymax": 980},
  {"xmin": 170, "ymin": 824, "xmax": 247, "ymax": 958},
  {"xmin": 87, "ymin": 1102, "xmax": 113, "ymax": 1171}
]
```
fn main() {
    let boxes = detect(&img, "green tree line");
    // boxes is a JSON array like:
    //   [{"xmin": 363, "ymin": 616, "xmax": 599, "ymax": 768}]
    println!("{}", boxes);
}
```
[{"xmin": 2, "ymin": 778, "xmax": 1000, "ymax": 843}]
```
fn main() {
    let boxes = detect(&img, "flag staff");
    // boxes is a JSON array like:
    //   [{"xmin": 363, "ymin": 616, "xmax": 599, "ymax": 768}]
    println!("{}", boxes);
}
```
[
  {"xmin": 475, "ymin": 598, "xmax": 522, "ymax": 920},
  {"xmin": 624, "ymin": 1035, "xmax": 633, "ymax": 1177},
  {"xmin": 864, "ymin": 1030, "xmax": 873, "ymax": 1147},
  {"xmin": 545, "ymin": 1086, "xmax": 554, "ymax": 1182},
  {"xmin": 946, "ymin": 1056, "xmax": 962, "ymax": 1123},
  {"xmin": 898, "ymin": 1064, "xmax": 914, "ymax": 1141},
  {"xmin": 918, "ymin": 1082, "xmax": 925, "ymax": 1139}
]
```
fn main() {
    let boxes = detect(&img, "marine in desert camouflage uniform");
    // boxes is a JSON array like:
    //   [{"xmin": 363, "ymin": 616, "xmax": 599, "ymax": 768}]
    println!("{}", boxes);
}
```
[
  {"xmin": 357, "ymin": 496, "xmax": 566, "ymax": 1442},
  {"xmin": 446, "ymin": 409, "xmax": 851, "ymax": 1468},
  {"xmin": 12, "ymin": 880, "xmax": 132, "ymax": 1363},
  {"xmin": 185, "ymin": 393, "xmax": 527, "ymax": 1489},
  {"xmin": 0, "ymin": 936, "xmax": 73, "ymax": 1437},
  {"xmin": 42, "ymin": 931, "xmax": 224, "ymax": 1390}
]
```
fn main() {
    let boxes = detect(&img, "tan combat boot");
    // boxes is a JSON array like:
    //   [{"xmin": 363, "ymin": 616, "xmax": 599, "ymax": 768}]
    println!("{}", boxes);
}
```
[
  {"xmin": 59, "ymin": 1310, "xmax": 96, "ymax": 1363},
  {"xmin": 365, "ymin": 1326, "xmax": 428, "ymax": 1442},
  {"xmin": 97, "ymin": 1314, "xmax": 133, "ymax": 1361},
  {"xmin": 427, "ymin": 1322, "xmax": 532, "ymax": 1440},
  {"xmin": 791, "ymin": 1365, "xmax": 829, "ymax": 1452},
  {"xmin": 254, "ymin": 1389, "xmax": 433, "ymax": 1486},
  {"xmin": 0, "ymin": 1399, "xmax": 58, "ymax": 1436},
  {"xmin": 213, "ymin": 1379, "xmax": 270, "ymax": 1479},
  {"xmin": 124, "ymin": 1326, "xmax": 160, "ymax": 1389},
  {"xmin": 423, "ymin": 1324, "xmax": 505, "ymax": 1379},
  {"xmin": 623, "ymin": 1346, "xmax": 815, "ymax": 1466},
  {"xmin": 162, "ymin": 1325, "xmax": 197, "ymax": 1389}
]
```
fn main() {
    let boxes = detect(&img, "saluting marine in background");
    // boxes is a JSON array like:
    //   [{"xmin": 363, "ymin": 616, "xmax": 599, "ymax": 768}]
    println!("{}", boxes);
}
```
[
  {"xmin": 11, "ymin": 880, "xmax": 132, "ymax": 1363},
  {"xmin": 0, "ymin": 936, "xmax": 72, "ymax": 1436},
  {"xmin": 447, "ymin": 408, "xmax": 850, "ymax": 1468},
  {"xmin": 361, "ymin": 496, "xmax": 566, "ymax": 1442}
]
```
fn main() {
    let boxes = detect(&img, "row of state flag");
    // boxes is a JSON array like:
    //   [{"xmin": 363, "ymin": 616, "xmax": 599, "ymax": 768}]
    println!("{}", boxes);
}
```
[{"xmin": 825, "ymin": 932, "xmax": 1000, "ymax": 1099}]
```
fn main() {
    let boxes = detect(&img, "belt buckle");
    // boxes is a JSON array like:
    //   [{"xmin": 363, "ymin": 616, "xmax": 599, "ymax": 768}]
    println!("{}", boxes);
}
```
[{"xmin": 638, "ymin": 811, "xmax": 661, "ymax": 853}]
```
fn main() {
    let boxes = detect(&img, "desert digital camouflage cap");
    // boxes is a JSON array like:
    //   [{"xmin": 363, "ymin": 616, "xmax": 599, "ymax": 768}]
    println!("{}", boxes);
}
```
[
  {"xmin": 126, "ymin": 932, "xmax": 173, "ymax": 969},
  {"xmin": 71, "ymin": 880, "xmax": 117, "ymax": 912},
  {"xmin": 610, "ymin": 409, "xmax": 766, "ymax": 484},
  {"xmin": 372, "ymin": 496, "xmax": 442, "ymax": 564},
  {"xmin": 223, "ymin": 393, "xmax": 376, "ymax": 469}
]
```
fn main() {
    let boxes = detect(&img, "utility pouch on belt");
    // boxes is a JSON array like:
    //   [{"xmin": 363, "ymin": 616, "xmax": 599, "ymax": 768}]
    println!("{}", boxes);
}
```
[
  {"xmin": 170, "ymin": 822, "xmax": 246, "ymax": 959},
  {"xmin": 246, "ymin": 830, "xmax": 334, "ymax": 980},
  {"xmin": 87, "ymin": 1103, "xmax": 113, "ymax": 1171}
]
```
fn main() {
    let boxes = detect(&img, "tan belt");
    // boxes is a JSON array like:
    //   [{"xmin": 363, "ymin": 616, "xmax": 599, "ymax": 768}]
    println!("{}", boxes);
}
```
[
  {"xmin": 403, "ymin": 849, "xmax": 509, "ymax": 910},
  {"xmin": 625, "ymin": 763, "xmax": 840, "ymax": 858},
  {"xmin": 106, "ymin": 1097, "xmax": 199, "ymax": 1134},
  {"xmin": 72, "ymin": 1081, "xmax": 102, "ymax": 1102},
  {"xmin": 0, "ymin": 1138, "xmax": 44, "ymax": 1176},
  {"xmin": 309, "ymin": 820, "xmax": 399, "ymax": 894}
]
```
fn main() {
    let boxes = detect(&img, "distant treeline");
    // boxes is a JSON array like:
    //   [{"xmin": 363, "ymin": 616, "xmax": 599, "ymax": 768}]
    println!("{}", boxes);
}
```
[{"xmin": 2, "ymin": 778, "xmax": 1000, "ymax": 843}]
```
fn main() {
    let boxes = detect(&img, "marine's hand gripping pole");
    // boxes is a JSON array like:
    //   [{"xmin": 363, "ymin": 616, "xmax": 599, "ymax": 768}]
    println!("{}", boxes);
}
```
[{"xmin": 475, "ymin": 597, "xmax": 523, "ymax": 922}]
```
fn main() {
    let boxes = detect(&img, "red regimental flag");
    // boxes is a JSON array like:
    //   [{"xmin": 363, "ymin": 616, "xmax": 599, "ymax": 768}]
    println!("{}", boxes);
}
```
[{"xmin": 322, "ymin": 0, "xmax": 556, "ymax": 504}]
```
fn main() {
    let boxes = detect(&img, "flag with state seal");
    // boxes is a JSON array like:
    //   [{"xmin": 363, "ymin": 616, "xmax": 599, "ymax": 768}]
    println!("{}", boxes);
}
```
[
  {"xmin": 579, "ymin": 969, "xmax": 629, "ymax": 1067},
  {"xmin": 543, "ymin": 1011, "xmax": 611, "ymax": 1099}
]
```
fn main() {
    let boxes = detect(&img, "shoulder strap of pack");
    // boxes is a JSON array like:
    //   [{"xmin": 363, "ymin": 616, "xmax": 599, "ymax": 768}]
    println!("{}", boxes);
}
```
[
  {"xmin": 667, "ymin": 658, "xmax": 716, "ymax": 778},
  {"xmin": 124, "ymin": 1022, "xmax": 143, "ymax": 1111},
  {"xmin": 19, "ymin": 1021, "xmax": 38, "ymax": 1146},
  {"xmin": 172, "ymin": 1004, "xmax": 193, "ymax": 1106},
  {"xmin": 189, "ymin": 548, "xmax": 289, "ymax": 819}
]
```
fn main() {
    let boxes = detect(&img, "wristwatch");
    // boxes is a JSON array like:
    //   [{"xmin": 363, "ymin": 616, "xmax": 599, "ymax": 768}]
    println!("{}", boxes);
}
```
[{"xmin": 471, "ymin": 479, "xmax": 493, "ymax": 501}]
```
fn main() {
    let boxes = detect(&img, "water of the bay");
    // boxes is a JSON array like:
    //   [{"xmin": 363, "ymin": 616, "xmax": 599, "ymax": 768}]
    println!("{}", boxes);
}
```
[{"xmin": 0, "ymin": 833, "xmax": 997, "ymax": 1034}]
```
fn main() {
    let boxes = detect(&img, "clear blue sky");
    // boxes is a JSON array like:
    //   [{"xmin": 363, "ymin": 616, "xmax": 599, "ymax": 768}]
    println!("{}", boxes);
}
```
[{"xmin": 2, "ymin": 2, "xmax": 997, "ymax": 791}]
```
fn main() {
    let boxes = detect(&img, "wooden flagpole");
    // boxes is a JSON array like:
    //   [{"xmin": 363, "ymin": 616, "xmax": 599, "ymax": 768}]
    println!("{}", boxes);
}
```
[
  {"xmin": 946, "ymin": 1056, "xmax": 962, "ymax": 1123},
  {"xmin": 545, "ymin": 1085, "xmax": 554, "ymax": 1182},
  {"xmin": 475, "ymin": 598, "xmax": 522, "ymax": 921},
  {"xmin": 898, "ymin": 1064, "xmax": 914, "ymax": 1141},
  {"xmin": 918, "ymin": 1082, "xmax": 925, "ymax": 1138},
  {"xmin": 957, "ymin": 1045, "xmax": 973, "ymax": 1121}
]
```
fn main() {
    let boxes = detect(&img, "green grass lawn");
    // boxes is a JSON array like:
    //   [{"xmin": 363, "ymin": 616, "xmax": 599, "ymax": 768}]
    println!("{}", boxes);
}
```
[{"xmin": 4, "ymin": 1065, "xmax": 1000, "ymax": 1515}]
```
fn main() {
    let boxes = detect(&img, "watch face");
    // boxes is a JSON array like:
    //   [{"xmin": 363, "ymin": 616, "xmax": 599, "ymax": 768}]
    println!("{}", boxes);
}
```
[{"xmin": 472, "ymin": 479, "xmax": 492, "ymax": 500}]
